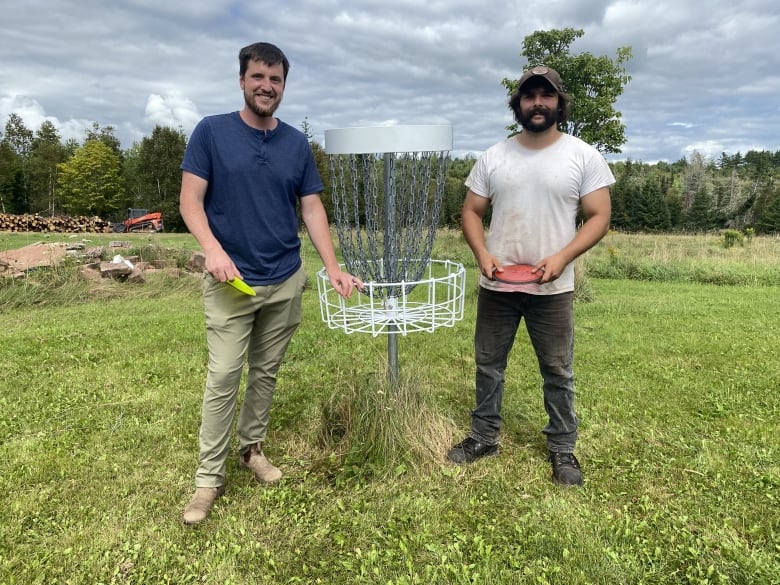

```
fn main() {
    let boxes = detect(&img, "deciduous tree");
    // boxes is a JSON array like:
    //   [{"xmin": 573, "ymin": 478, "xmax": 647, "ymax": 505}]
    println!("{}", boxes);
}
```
[
  {"xmin": 503, "ymin": 28, "xmax": 632, "ymax": 154},
  {"xmin": 84, "ymin": 122, "xmax": 122, "ymax": 159},
  {"xmin": 57, "ymin": 140, "xmax": 124, "ymax": 217}
]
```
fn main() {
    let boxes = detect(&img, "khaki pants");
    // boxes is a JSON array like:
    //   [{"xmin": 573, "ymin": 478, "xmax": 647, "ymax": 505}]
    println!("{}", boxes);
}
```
[{"xmin": 195, "ymin": 266, "xmax": 307, "ymax": 488}]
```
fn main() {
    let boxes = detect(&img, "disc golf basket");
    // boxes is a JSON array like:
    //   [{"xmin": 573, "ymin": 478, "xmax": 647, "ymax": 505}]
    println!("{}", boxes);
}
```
[{"xmin": 317, "ymin": 125, "xmax": 466, "ymax": 381}]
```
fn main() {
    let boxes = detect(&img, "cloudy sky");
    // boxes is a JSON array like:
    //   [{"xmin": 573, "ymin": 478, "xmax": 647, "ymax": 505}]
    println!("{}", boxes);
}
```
[{"xmin": 2, "ymin": 0, "xmax": 779, "ymax": 163}]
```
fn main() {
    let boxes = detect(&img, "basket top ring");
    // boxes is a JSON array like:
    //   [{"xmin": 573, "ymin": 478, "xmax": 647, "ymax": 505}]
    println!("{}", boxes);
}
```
[{"xmin": 324, "ymin": 125, "xmax": 452, "ymax": 155}]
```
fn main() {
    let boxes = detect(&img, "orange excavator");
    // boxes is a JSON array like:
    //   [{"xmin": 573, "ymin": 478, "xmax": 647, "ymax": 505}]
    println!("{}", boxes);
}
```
[{"xmin": 112, "ymin": 208, "xmax": 164, "ymax": 233}]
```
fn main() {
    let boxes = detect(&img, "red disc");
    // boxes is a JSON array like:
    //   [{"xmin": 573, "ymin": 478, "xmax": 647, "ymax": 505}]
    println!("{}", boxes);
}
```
[{"xmin": 492, "ymin": 264, "xmax": 543, "ymax": 284}]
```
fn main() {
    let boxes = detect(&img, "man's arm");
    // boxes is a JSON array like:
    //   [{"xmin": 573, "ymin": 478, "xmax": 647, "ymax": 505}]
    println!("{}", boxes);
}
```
[
  {"xmin": 299, "ymin": 193, "xmax": 358, "ymax": 298},
  {"xmin": 179, "ymin": 171, "xmax": 239, "ymax": 282},
  {"xmin": 535, "ymin": 186, "xmax": 611, "ymax": 282},
  {"xmin": 462, "ymin": 190, "xmax": 501, "ymax": 279}
]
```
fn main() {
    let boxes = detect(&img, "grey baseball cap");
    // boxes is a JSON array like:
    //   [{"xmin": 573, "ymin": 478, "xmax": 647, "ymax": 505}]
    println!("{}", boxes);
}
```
[{"xmin": 517, "ymin": 66, "xmax": 564, "ymax": 92}]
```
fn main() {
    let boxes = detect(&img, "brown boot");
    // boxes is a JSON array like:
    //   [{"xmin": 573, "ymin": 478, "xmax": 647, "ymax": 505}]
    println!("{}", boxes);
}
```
[
  {"xmin": 239, "ymin": 443, "xmax": 282, "ymax": 483},
  {"xmin": 182, "ymin": 485, "xmax": 225, "ymax": 525}
]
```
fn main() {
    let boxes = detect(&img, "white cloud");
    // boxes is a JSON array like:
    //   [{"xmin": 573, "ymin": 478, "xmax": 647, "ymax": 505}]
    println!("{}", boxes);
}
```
[
  {"xmin": 1, "ymin": 0, "xmax": 779, "ymax": 162},
  {"xmin": 683, "ymin": 141, "xmax": 729, "ymax": 161},
  {"xmin": 0, "ymin": 94, "xmax": 94, "ymax": 143},
  {"xmin": 143, "ymin": 92, "xmax": 202, "ymax": 135},
  {"xmin": 1, "ymin": 95, "xmax": 49, "ymax": 128}
]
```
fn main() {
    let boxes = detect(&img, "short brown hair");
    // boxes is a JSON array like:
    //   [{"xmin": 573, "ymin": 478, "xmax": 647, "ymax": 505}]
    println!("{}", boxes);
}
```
[{"xmin": 239, "ymin": 42, "xmax": 290, "ymax": 81}]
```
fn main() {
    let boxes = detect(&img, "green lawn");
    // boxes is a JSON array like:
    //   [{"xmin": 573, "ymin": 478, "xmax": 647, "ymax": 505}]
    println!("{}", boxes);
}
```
[{"xmin": 0, "ymin": 232, "xmax": 778, "ymax": 584}]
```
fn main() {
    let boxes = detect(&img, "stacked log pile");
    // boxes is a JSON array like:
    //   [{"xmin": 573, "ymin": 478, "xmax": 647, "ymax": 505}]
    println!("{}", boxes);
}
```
[{"xmin": 0, "ymin": 213, "xmax": 112, "ymax": 233}]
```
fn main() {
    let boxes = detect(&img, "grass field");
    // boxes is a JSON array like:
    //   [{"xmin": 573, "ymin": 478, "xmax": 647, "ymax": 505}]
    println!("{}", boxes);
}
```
[{"xmin": 1, "ymin": 230, "xmax": 778, "ymax": 584}]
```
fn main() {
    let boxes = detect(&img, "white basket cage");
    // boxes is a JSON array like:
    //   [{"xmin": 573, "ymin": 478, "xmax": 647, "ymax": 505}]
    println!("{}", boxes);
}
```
[
  {"xmin": 320, "ymin": 124, "xmax": 466, "ymax": 338},
  {"xmin": 317, "ymin": 259, "xmax": 466, "ymax": 337}
]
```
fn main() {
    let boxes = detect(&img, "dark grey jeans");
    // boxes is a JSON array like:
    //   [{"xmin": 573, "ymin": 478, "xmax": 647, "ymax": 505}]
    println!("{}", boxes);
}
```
[{"xmin": 470, "ymin": 287, "xmax": 578, "ymax": 453}]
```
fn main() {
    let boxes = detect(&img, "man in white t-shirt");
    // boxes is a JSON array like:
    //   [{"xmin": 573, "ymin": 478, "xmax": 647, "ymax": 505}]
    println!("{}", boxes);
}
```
[{"xmin": 447, "ymin": 66, "xmax": 615, "ymax": 486}]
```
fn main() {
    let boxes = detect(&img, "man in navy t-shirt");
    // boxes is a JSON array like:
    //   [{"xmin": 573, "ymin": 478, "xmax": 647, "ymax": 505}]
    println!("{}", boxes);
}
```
[{"xmin": 180, "ymin": 42, "xmax": 359, "ymax": 525}]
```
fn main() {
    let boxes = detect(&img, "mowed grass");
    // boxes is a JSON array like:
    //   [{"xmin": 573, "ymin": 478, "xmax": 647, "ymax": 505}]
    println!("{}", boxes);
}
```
[
  {"xmin": 0, "ymin": 230, "xmax": 778, "ymax": 584},
  {"xmin": 0, "ymin": 230, "xmax": 202, "ymax": 252}
]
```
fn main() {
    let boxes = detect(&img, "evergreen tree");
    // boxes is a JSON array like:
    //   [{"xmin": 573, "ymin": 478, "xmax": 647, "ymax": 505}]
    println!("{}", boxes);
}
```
[
  {"xmin": 756, "ymin": 192, "xmax": 780, "ymax": 233},
  {"xmin": 684, "ymin": 186, "xmax": 716, "ymax": 231},
  {"xmin": 0, "ymin": 141, "xmax": 22, "ymax": 213},
  {"xmin": 666, "ymin": 192, "xmax": 683, "ymax": 230},
  {"xmin": 29, "ymin": 121, "xmax": 68, "ymax": 214},
  {"xmin": 310, "ymin": 139, "xmax": 332, "ymax": 221},
  {"xmin": 609, "ymin": 161, "xmax": 631, "ymax": 230},
  {"xmin": 1, "ymin": 113, "xmax": 33, "ymax": 212},
  {"xmin": 750, "ymin": 179, "xmax": 778, "ymax": 233},
  {"xmin": 639, "ymin": 179, "xmax": 671, "ymax": 231},
  {"xmin": 622, "ymin": 180, "xmax": 643, "ymax": 231}
]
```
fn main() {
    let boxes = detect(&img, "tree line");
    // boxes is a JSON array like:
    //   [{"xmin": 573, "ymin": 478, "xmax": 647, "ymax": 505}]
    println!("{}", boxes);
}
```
[
  {"xmin": 2, "ymin": 26, "xmax": 778, "ymax": 235},
  {"xmin": 610, "ymin": 150, "xmax": 780, "ymax": 233},
  {"xmin": 1, "ymin": 112, "xmax": 779, "ymax": 234},
  {"xmin": 0, "ymin": 114, "xmax": 188, "ymax": 231}
]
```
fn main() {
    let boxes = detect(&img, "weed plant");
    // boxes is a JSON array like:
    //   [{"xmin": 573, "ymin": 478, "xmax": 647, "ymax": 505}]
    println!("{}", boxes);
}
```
[{"xmin": 1, "ymin": 230, "xmax": 778, "ymax": 584}]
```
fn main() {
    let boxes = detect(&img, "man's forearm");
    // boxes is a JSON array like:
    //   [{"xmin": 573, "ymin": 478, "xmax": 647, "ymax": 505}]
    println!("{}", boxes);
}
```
[
  {"xmin": 462, "ymin": 209, "xmax": 490, "ymax": 263},
  {"xmin": 559, "ymin": 213, "xmax": 610, "ymax": 265}
]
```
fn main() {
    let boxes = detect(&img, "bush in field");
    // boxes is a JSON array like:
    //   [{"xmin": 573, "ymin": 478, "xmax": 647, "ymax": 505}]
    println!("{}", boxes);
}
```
[{"xmin": 722, "ymin": 229, "xmax": 744, "ymax": 248}]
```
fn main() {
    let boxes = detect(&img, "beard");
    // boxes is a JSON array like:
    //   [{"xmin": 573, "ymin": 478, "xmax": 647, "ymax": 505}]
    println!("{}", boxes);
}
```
[
  {"xmin": 244, "ymin": 88, "xmax": 281, "ymax": 118},
  {"xmin": 519, "ymin": 107, "xmax": 557, "ymax": 133}
]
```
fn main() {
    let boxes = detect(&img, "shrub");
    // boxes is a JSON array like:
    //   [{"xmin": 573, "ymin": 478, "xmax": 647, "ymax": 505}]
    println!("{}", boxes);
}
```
[{"xmin": 722, "ymin": 229, "xmax": 744, "ymax": 248}]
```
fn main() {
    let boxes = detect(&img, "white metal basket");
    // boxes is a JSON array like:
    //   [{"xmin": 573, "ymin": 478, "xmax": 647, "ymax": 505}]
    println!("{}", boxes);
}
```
[{"xmin": 317, "ymin": 259, "xmax": 465, "ymax": 337}]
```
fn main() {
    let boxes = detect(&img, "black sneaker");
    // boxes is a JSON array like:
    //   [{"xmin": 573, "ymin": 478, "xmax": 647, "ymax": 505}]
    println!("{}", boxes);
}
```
[
  {"xmin": 549, "ymin": 451, "xmax": 583, "ymax": 486},
  {"xmin": 447, "ymin": 437, "xmax": 499, "ymax": 464}
]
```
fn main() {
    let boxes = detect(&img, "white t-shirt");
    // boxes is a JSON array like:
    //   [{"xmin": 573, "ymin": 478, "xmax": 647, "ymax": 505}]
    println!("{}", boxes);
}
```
[{"xmin": 465, "ymin": 133, "xmax": 615, "ymax": 295}]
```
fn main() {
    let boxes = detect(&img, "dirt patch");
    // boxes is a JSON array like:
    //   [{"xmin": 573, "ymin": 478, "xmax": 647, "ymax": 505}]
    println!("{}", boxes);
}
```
[
  {"xmin": 0, "ymin": 242, "xmax": 69, "ymax": 276},
  {"xmin": 1, "ymin": 240, "xmax": 206, "ymax": 284}
]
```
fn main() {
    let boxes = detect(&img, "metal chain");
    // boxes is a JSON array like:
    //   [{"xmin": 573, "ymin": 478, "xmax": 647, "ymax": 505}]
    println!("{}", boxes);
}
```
[{"xmin": 329, "ymin": 149, "xmax": 450, "ymax": 298}]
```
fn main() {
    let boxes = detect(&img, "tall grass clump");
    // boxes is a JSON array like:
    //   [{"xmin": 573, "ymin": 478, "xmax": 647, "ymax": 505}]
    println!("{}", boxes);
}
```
[
  {"xmin": 317, "ymin": 368, "xmax": 455, "ymax": 479},
  {"xmin": 0, "ymin": 258, "xmax": 91, "ymax": 309},
  {"xmin": 573, "ymin": 261, "xmax": 593, "ymax": 303}
]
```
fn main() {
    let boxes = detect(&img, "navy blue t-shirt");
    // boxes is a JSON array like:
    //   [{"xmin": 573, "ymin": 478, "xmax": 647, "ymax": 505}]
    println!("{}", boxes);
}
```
[{"xmin": 181, "ymin": 112, "xmax": 324, "ymax": 285}]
